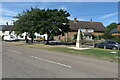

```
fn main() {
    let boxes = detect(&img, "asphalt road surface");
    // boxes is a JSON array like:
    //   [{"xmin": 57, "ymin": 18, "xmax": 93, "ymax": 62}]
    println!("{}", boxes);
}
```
[{"xmin": 2, "ymin": 42, "xmax": 118, "ymax": 78}]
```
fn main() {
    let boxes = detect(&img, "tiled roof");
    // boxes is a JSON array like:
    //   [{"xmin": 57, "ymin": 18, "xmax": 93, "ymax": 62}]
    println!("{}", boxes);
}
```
[
  {"xmin": 68, "ymin": 21, "xmax": 105, "ymax": 32},
  {"xmin": 0, "ymin": 25, "xmax": 13, "ymax": 31},
  {"xmin": 1, "ymin": 21, "xmax": 105, "ymax": 32}
]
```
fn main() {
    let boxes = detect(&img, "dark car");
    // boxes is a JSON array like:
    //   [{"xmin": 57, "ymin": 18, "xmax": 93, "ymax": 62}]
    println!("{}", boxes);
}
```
[{"xmin": 94, "ymin": 40, "xmax": 120, "ymax": 50}]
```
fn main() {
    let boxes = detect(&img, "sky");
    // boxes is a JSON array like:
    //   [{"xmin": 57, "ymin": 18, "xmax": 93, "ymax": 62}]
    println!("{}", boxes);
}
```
[{"xmin": 0, "ymin": 2, "xmax": 118, "ymax": 26}]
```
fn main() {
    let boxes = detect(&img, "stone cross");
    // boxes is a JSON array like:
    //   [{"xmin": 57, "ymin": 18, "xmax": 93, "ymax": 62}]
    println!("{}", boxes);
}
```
[{"xmin": 76, "ymin": 29, "xmax": 82, "ymax": 48}]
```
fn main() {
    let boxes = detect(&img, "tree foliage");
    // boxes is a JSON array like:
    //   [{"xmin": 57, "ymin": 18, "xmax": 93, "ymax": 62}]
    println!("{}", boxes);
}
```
[
  {"xmin": 103, "ymin": 32, "xmax": 112, "ymax": 40},
  {"xmin": 13, "ymin": 7, "xmax": 70, "ymax": 43},
  {"xmin": 106, "ymin": 22, "xmax": 117, "ymax": 33},
  {"xmin": 102, "ymin": 23, "xmax": 117, "ymax": 40}
]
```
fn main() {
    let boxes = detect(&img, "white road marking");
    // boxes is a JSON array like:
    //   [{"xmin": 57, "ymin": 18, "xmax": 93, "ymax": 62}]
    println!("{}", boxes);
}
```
[
  {"xmin": 110, "ymin": 52, "xmax": 117, "ymax": 54},
  {"xmin": 30, "ymin": 56, "xmax": 72, "ymax": 68},
  {"xmin": 7, "ymin": 49, "xmax": 23, "ymax": 54},
  {"xmin": 6, "ymin": 50, "xmax": 72, "ymax": 68}
]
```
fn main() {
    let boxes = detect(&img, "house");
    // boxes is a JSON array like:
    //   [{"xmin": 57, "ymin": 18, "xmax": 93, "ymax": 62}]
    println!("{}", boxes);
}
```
[
  {"xmin": 0, "ymin": 25, "xmax": 16, "ymax": 40},
  {"xmin": 111, "ymin": 23, "xmax": 120, "ymax": 35},
  {"xmin": 54, "ymin": 18, "xmax": 105, "ymax": 41},
  {"xmin": 0, "ymin": 25, "xmax": 47, "ymax": 40},
  {"xmin": 0, "ymin": 18, "xmax": 105, "ymax": 41}
]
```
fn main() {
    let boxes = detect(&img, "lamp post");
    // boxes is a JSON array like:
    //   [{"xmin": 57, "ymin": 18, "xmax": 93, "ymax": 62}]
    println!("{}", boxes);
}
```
[{"xmin": 76, "ymin": 28, "xmax": 82, "ymax": 48}]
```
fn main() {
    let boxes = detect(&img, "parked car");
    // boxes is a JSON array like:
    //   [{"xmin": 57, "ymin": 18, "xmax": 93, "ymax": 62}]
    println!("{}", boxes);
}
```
[
  {"xmin": 34, "ymin": 36, "xmax": 45, "ymax": 42},
  {"xmin": 3, "ymin": 35, "xmax": 19, "ymax": 41},
  {"xmin": 34, "ymin": 38, "xmax": 45, "ymax": 41},
  {"xmin": 94, "ymin": 40, "xmax": 120, "ymax": 50}
]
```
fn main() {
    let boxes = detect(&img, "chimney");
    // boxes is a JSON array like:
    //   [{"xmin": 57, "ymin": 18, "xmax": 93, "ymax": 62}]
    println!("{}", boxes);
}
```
[
  {"xmin": 6, "ymin": 22, "xmax": 8, "ymax": 26},
  {"xmin": 117, "ymin": 23, "xmax": 120, "ymax": 31},
  {"xmin": 90, "ymin": 19, "xmax": 92, "ymax": 22},
  {"xmin": 74, "ymin": 18, "xmax": 77, "ymax": 22}
]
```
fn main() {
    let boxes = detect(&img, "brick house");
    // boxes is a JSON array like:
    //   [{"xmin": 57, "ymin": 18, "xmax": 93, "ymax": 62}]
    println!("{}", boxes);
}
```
[
  {"xmin": 111, "ymin": 23, "xmax": 120, "ymax": 35},
  {"xmin": 54, "ymin": 18, "xmax": 105, "ymax": 41}
]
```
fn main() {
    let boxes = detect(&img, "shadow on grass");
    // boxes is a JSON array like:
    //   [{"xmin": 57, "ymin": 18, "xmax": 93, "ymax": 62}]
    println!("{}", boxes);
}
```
[
  {"xmin": 40, "ymin": 41, "xmax": 76, "ymax": 45},
  {"xmin": 48, "ymin": 42, "xmax": 76, "ymax": 45}
]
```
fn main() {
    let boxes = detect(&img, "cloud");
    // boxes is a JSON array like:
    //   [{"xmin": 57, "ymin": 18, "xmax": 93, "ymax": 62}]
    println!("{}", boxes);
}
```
[
  {"xmin": 0, "ymin": 9, "xmax": 17, "ymax": 17},
  {"xmin": 0, "ymin": 17, "xmax": 17, "ymax": 25},
  {"xmin": 100, "ymin": 12, "xmax": 118, "ymax": 19},
  {"xmin": 59, "ymin": 5, "xmax": 67, "ymax": 10},
  {"xmin": 0, "ymin": 7, "xmax": 18, "ymax": 25},
  {"xmin": 108, "ymin": 20, "xmax": 118, "ymax": 23},
  {"xmin": 68, "ymin": 17, "xmax": 86, "ymax": 21}
]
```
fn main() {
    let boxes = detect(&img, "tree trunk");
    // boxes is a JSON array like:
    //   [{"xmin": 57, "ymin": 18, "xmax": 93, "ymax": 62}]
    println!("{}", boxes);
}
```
[
  {"xmin": 46, "ymin": 40, "xmax": 49, "ymax": 44},
  {"xmin": 31, "ymin": 36, "xmax": 34, "ymax": 43},
  {"xmin": 46, "ymin": 33, "xmax": 50, "ymax": 45},
  {"xmin": 46, "ymin": 35, "xmax": 49, "ymax": 44},
  {"xmin": 30, "ymin": 33, "xmax": 34, "ymax": 43},
  {"xmin": 25, "ymin": 36, "xmax": 28, "ymax": 43}
]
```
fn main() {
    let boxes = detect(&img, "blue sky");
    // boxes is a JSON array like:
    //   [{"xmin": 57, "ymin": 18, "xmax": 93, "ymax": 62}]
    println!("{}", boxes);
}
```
[{"xmin": 1, "ymin": 2, "xmax": 118, "ymax": 26}]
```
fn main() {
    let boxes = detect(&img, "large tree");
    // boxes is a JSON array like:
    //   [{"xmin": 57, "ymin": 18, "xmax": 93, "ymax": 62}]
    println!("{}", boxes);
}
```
[
  {"xmin": 13, "ymin": 7, "xmax": 70, "ymax": 44},
  {"xmin": 106, "ymin": 23, "xmax": 117, "ymax": 33},
  {"xmin": 38, "ymin": 9, "xmax": 70, "ymax": 44},
  {"xmin": 14, "ymin": 7, "xmax": 42, "ymax": 43},
  {"xmin": 102, "ymin": 23, "xmax": 117, "ymax": 40}
]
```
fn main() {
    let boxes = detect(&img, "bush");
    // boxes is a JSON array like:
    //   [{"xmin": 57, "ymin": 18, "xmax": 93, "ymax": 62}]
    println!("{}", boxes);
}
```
[
  {"xmin": 73, "ymin": 33, "xmax": 84, "ymax": 40},
  {"xmin": 73, "ymin": 34, "xmax": 77, "ymax": 39},
  {"xmin": 110, "ymin": 35, "xmax": 120, "ymax": 41}
]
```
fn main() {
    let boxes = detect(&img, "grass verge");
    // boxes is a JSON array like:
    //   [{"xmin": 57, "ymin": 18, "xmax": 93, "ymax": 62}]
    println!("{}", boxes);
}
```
[{"xmin": 5, "ymin": 41, "xmax": 119, "ymax": 62}]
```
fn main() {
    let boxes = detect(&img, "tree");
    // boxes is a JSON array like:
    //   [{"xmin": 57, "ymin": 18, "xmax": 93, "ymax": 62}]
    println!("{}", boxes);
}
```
[
  {"xmin": 13, "ymin": 7, "xmax": 70, "ymax": 44},
  {"xmin": 37, "ymin": 9, "xmax": 70, "ymax": 44},
  {"xmin": 102, "ymin": 23, "xmax": 117, "ymax": 40},
  {"xmin": 103, "ymin": 32, "xmax": 112, "ymax": 40},
  {"xmin": 106, "ymin": 23, "xmax": 117, "ymax": 33},
  {"xmin": 14, "ymin": 7, "xmax": 42, "ymax": 43}
]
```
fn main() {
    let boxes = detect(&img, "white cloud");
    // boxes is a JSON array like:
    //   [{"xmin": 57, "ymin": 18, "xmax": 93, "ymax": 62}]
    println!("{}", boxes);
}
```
[
  {"xmin": 109, "ymin": 20, "xmax": 118, "ymax": 23},
  {"xmin": 68, "ymin": 17, "xmax": 86, "ymax": 21},
  {"xmin": 0, "ymin": 7, "xmax": 18, "ymax": 25},
  {"xmin": 0, "ymin": 9, "xmax": 17, "ymax": 17},
  {"xmin": 67, "ymin": 17, "xmax": 74, "ymax": 20},
  {"xmin": 0, "ymin": 17, "xmax": 17, "ymax": 25},
  {"xmin": 59, "ymin": 5, "xmax": 67, "ymax": 10},
  {"xmin": 100, "ymin": 12, "xmax": 118, "ymax": 19},
  {"xmin": 0, "ymin": 8, "xmax": 17, "ymax": 25}
]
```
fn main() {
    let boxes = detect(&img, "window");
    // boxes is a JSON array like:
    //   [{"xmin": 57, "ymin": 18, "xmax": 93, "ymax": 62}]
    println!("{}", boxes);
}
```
[
  {"xmin": 117, "ymin": 42, "xmax": 120, "ymax": 44},
  {"xmin": 88, "ymin": 29, "xmax": 94, "ymax": 32},
  {"xmin": 81, "ymin": 29, "xmax": 86, "ymax": 32},
  {"xmin": 108, "ymin": 41, "xmax": 116, "ymax": 44},
  {"xmin": 36, "ymin": 36, "xmax": 42, "ymax": 38},
  {"xmin": 2, "ymin": 30, "xmax": 5, "ymax": 33},
  {"xmin": 11, "ymin": 36, "xmax": 13, "ymax": 38}
]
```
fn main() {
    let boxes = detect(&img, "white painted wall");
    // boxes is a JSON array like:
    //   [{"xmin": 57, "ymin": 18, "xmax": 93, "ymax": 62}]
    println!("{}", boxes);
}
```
[
  {"xmin": 34, "ymin": 33, "xmax": 48, "ymax": 40},
  {"xmin": 85, "ymin": 36, "xmax": 93, "ymax": 40},
  {"xmin": 81, "ymin": 29, "xmax": 94, "ymax": 32},
  {"xmin": 0, "ymin": 31, "xmax": 47, "ymax": 40}
]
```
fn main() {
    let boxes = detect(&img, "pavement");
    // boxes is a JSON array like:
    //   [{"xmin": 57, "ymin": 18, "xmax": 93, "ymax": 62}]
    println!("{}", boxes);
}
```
[
  {"xmin": 69, "ymin": 47, "xmax": 90, "ymax": 50},
  {"xmin": 2, "ymin": 42, "xmax": 118, "ymax": 78}
]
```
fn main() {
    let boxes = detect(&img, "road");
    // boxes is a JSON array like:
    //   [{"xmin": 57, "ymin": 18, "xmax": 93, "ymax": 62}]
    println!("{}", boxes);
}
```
[{"xmin": 2, "ymin": 42, "xmax": 118, "ymax": 78}]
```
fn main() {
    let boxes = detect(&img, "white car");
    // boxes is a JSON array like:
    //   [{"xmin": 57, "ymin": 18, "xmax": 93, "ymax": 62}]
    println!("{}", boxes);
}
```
[{"xmin": 3, "ymin": 35, "xmax": 18, "ymax": 41}]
